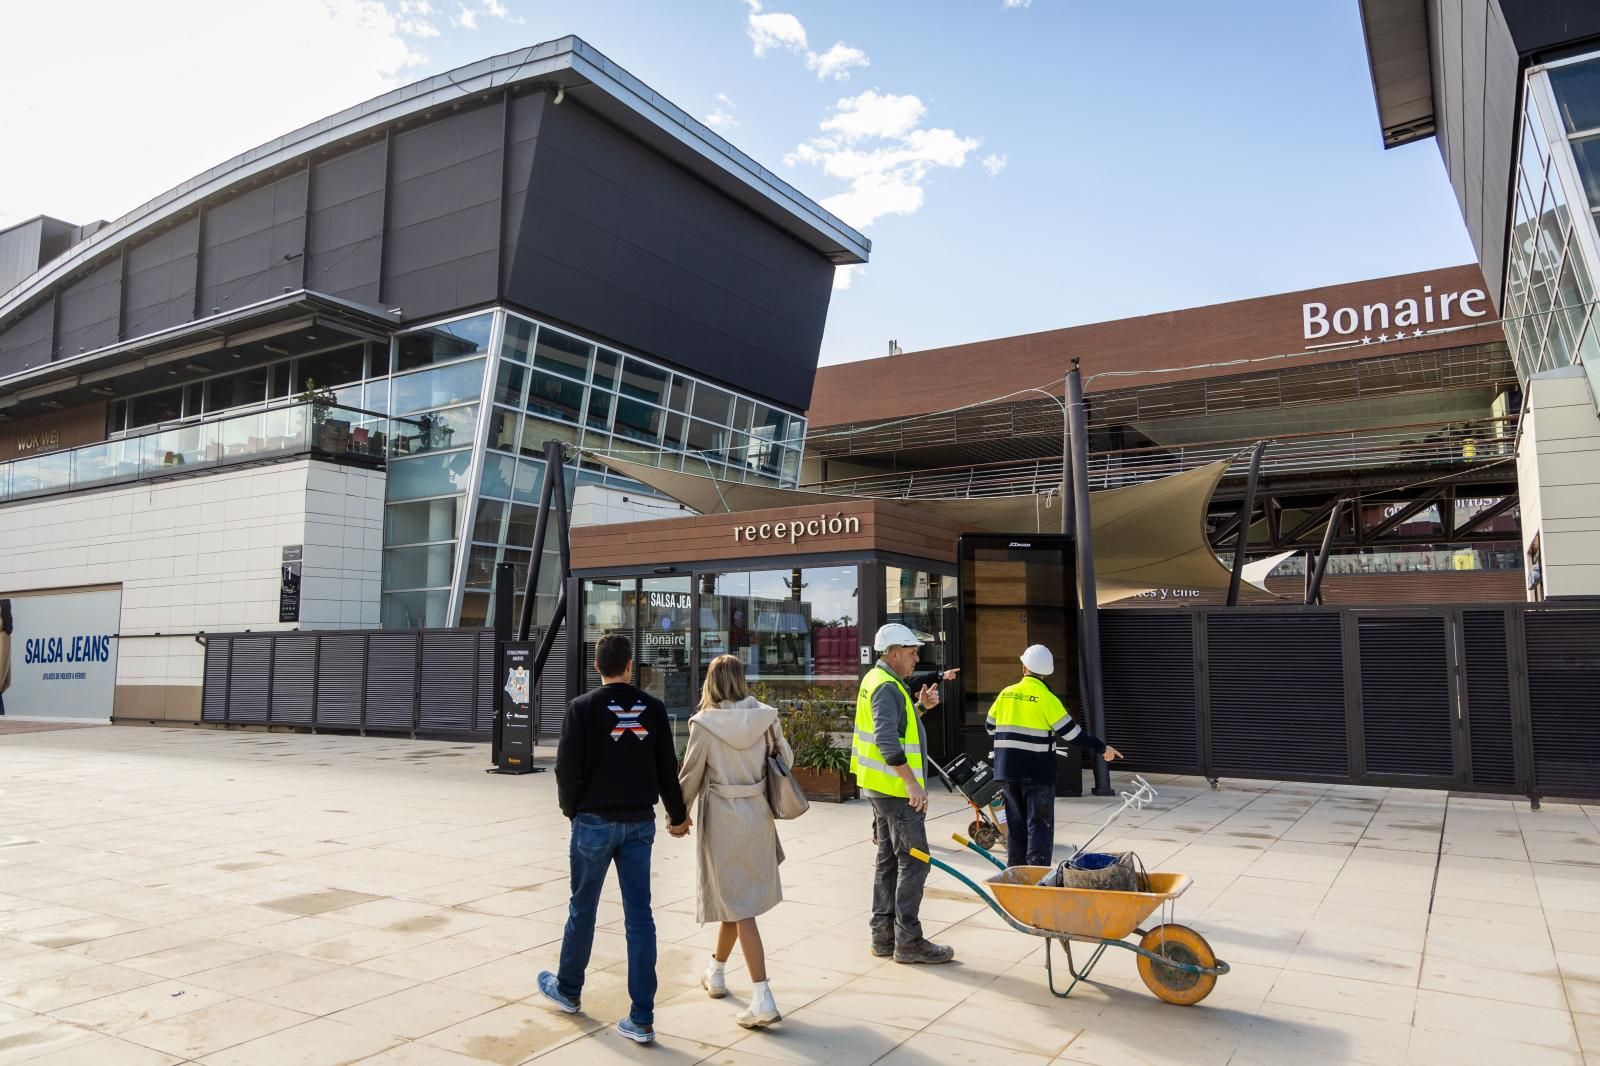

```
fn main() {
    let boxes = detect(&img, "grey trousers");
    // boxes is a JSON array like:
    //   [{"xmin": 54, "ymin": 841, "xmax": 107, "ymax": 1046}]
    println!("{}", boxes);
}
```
[{"xmin": 869, "ymin": 796, "xmax": 930, "ymax": 947}]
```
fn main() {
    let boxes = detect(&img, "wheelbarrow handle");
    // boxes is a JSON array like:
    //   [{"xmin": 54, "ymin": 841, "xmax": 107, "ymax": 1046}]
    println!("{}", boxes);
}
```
[
  {"xmin": 908, "ymin": 849, "xmax": 1038, "ymax": 937},
  {"xmin": 951, "ymin": 832, "xmax": 1006, "ymax": 870}
]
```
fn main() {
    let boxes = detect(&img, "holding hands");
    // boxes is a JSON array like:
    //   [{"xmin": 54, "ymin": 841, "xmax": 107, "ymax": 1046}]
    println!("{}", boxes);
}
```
[{"xmin": 668, "ymin": 815, "xmax": 693, "ymax": 838}]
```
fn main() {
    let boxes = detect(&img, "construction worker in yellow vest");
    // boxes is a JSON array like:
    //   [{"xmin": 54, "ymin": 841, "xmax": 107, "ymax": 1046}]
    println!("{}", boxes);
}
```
[
  {"xmin": 988, "ymin": 644, "xmax": 1122, "ymax": 868},
  {"xmin": 851, "ymin": 623, "xmax": 955, "ymax": 965}
]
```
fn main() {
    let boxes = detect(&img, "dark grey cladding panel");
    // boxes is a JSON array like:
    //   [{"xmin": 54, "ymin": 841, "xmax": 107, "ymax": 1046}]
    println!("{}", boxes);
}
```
[
  {"xmin": 200, "ymin": 170, "xmax": 307, "ymax": 313},
  {"xmin": 1499, "ymin": 0, "xmax": 1600, "ymax": 58},
  {"xmin": 386, "ymin": 252, "xmax": 498, "ymax": 324},
  {"xmin": 56, "ymin": 256, "xmax": 122, "ymax": 359},
  {"xmin": 1480, "ymin": 3, "xmax": 1519, "ymax": 308},
  {"xmin": 1429, "ymin": 0, "xmax": 1520, "ymax": 308},
  {"xmin": 307, "ymin": 140, "xmax": 387, "ymax": 305},
  {"xmin": 382, "ymin": 104, "xmax": 504, "ymax": 320},
  {"xmin": 0, "ymin": 300, "xmax": 54, "ymax": 377},
  {"xmin": 123, "ymin": 216, "xmax": 199, "ymax": 339},
  {"xmin": 504, "ymin": 95, "xmax": 832, "ymax": 409}
]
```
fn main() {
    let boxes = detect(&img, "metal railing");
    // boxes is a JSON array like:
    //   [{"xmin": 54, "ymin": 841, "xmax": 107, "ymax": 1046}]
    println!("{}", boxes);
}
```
[
  {"xmin": 803, "ymin": 418, "xmax": 1518, "ymax": 499},
  {"xmin": 0, "ymin": 401, "xmax": 428, "ymax": 505}
]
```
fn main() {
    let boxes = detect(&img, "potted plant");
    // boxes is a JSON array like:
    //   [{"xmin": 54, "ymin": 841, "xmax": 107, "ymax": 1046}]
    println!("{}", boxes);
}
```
[
  {"xmin": 298, "ymin": 379, "xmax": 341, "ymax": 450},
  {"xmin": 760, "ymin": 684, "xmax": 859, "ymax": 803}
]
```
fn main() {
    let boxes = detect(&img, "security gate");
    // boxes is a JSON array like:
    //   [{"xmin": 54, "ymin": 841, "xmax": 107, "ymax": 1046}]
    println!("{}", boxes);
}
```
[{"xmin": 1100, "ymin": 601, "xmax": 1600, "ymax": 801}]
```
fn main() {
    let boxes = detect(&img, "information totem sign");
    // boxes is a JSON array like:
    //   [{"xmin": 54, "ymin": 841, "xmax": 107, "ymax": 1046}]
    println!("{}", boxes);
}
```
[
  {"xmin": 495, "ymin": 641, "xmax": 536, "ymax": 774},
  {"xmin": 279, "ymin": 545, "xmax": 302, "ymax": 623}
]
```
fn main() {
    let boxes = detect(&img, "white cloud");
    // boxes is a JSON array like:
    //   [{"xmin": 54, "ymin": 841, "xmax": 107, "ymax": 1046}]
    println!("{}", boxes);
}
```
[
  {"xmin": 746, "ymin": 0, "xmax": 808, "ymax": 56},
  {"xmin": 0, "ymin": 0, "xmax": 425, "ymax": 232},
  {"xmin": 399, "ymin": 0, "xmax": 435, "ymax": 13},
  {"xmin": 454, "ymin": 4, "xmax": 478, "ymax": 28},
  {"xmin": 807, "ymin": 42, "xmax": 869, "ymax": 81},
  {"xmin": 786, "ymin": 91, "xmax": 979, "ymax": 231},
  {"xmin": 746, "ymin": 2, "xmax": 870, "ymax": 80},
  {"xmin": 704, "ymin": 92, "xmax": 739, "ymax": 132},
  {"xmin": 397, "ymin": 16, "xmax": 439, "ymax": 37},
  {"xmin": 832, "ymin": 265, "xmax": 861, "ymax": 290},
  {"xmin": 1003, "ymin": 0, "xmax": 1032, "ymax": 7},
  {"xmin": 482, "ymin": 0, "xmax": 511, "ymax": 17},
  {"xmin": 819, "ymin": 90, "xmax": 926, "ymax": 142},
  {"xmin": 981, "ymin": 152, "xmax": 1007, "ymax": 176}
]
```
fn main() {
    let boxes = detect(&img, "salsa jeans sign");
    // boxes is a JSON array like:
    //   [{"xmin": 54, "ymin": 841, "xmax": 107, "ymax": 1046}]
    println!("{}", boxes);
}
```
[{"xmin": 4, "ymin": 587, "xmax": 120, "ymax": 720}]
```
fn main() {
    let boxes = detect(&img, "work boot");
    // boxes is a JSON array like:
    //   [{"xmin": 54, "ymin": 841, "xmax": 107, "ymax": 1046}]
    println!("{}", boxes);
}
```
[
  {"xmin": 894, "ymin": 939, "xmax": 955, "ymax": 965},
  {"xmin": 870, "ymin": 939, "xmax": 894, "ymax": 958}
]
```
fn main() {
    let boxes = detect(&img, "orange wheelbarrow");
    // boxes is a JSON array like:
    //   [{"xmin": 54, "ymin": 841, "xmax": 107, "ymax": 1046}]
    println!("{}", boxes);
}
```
[{"xmin": 910, "ymin": 834, "xmax": 1230, "ymax": 1005}]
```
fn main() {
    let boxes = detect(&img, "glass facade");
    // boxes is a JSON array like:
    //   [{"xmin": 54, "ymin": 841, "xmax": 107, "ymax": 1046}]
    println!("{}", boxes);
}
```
[
  {"xmin": 1506, "ymin": 52, "xmax": 1600, "ymax": 405},
  {"xmin": 101, "ymin": 305, "xmax": 806, "ymax": 630},
  {"xmin": 578, "ymin": 561, "xmax": 956, "ymax": 723},
  {"xmin": 382, "ymin": 308, "xmax": 807, "ymax": 630}
]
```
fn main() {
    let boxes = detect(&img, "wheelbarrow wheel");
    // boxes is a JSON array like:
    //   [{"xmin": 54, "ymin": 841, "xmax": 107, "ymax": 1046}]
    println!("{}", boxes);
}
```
[
  {"xmin": 969, "ymin": 819, "xmax": 999, "ymax": 851},
  {"xmin": 1136, "ymin": 924, "xmax": 1218, "ymax": 1006}
]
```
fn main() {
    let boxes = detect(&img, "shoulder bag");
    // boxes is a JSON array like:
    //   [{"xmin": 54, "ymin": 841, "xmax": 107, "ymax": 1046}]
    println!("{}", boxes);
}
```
[{"xmin": 764, "ymin": 721, "xmax": 810, "ymax": 820}]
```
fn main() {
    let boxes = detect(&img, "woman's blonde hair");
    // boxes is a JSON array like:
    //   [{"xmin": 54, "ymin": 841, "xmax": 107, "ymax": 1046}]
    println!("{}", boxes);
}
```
[{"xmin": 699, "ymin": 654, "xmax": 750, "ymax": 709}]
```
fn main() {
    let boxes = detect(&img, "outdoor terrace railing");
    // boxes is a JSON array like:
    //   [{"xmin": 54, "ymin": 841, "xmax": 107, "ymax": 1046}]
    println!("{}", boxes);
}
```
[
  {"xmin": 803, "ymin": 417, "xmax": 1518, "ymax": 499},
  {"xmin": 0, "ymin": 402, "xmax": 429, "ymax": 506}
]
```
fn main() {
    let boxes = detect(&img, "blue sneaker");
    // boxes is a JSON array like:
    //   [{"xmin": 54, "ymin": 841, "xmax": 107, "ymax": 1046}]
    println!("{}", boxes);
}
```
[
  {"xmin": 616, "ymin": 1017, "xmax": 655, "ymax": 1044},
  {"xmin": 537, "ymin": 971, "xmax": 579, "ymax": 1014}
]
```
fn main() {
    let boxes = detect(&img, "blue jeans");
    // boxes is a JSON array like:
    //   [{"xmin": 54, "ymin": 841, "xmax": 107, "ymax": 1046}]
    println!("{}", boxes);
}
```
[
  {"xmin": 1002, "ymin": 780, "xmax": 1056, "ymax": 868},
  {"xmin": 556, "ymin": 814, "xmax": 657, "ymax": 1024}
]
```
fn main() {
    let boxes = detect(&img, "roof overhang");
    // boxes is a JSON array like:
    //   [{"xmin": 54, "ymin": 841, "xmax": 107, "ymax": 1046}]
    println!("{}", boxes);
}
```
[
  {"xmin": 584, "ymin": 452, "xmax": 1241, "ymax": 605},
  {"xmin": 0, "ymin": 290, "xmax": 398, "ymax": 419},
  {"xmin": 0, "ymin": 36, "xmax": 868, "ymax": 329},
  {"xmin": 1358, "ymin": 0, "xmax": 1437, "ymax": 148}
]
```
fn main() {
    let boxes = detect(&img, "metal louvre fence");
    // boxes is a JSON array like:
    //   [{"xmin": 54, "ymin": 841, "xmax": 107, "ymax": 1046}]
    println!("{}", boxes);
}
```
[
  {"xmin": 199, "ymin": 602, "xmax": 1600, "ymax": 801},
  {"xmin": 1099, "ymin": 602, "xmax": 1600, "ymax": 801},
  {"xmin": 199, "ymin": 627, "xmax": 527, "ymax": 737}
]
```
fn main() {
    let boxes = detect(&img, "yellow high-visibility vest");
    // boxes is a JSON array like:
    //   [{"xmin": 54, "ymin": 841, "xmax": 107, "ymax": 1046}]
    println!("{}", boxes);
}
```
[{"xmin": 851, "ymin": 666, "xmax": 924, "ymax": 796}]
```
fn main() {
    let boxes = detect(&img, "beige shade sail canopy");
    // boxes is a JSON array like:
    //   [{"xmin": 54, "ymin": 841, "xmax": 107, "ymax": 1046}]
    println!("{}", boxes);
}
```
[{"xmin": 583, "ymin": 452, "xmax": 1240, "ymax": 605}]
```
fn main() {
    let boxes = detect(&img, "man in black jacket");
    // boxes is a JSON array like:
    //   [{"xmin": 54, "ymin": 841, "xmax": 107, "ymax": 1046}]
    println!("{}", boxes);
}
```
[{"xmin": 538, "ymin": 635, "xmax": 689, "ymax": 1046}]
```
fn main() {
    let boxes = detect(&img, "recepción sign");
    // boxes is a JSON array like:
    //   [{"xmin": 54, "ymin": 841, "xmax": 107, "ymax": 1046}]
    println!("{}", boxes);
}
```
[
  {"xmin": 2, "ymin": 587, "xmax": 120, "ymax": 720},
  {"xmin": 733, "ymin": 513, "xmax": 862, "ymax": 544}
]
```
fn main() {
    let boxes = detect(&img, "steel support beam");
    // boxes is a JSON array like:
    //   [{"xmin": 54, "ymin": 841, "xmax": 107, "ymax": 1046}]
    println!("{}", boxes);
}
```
[
  {"xmin": 1306, "ymin": 501, "xmax": 1343, "ymax": 605},
  {"xmin": 1067, "ymin": 361, "xmax": 1112, "ymax": 796},
  {"xmin": 1227, "ymin": 442, "xmax": 1267, "ymax": 606}
]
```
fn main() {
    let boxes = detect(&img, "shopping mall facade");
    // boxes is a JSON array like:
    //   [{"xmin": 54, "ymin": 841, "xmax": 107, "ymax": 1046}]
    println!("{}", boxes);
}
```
[
  {"xmin": 0, "ymin": 28, "xmax": 1571, "ymax": 759},
  {"xmin": 1358, "ymin": 0, "xmax": 1600, "ymax": 600},
  {"xmin": 0, "ymin": 37, "xmax": 866, "ymax": 722}
]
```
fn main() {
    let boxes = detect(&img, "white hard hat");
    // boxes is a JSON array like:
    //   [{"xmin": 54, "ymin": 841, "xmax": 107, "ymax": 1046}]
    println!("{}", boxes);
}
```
[
  {"xmin": 874, "ymin": 623, "xmax": 923, "ymax": 652},
  {"xmin": 1021, "ymin": 645, "xmax": 1055, "ymax": 675}
]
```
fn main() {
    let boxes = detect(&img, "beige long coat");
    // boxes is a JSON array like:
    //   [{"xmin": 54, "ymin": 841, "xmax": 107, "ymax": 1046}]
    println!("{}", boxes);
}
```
[{"xmin": 678, "ymin": 697, "xmax": 793, "ymax": 924}]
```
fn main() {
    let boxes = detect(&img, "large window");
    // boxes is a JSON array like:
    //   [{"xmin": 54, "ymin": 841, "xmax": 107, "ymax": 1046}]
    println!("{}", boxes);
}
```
[
  {"xmin": 699, "ymin": 566, "xmax": 860, "ymax": 702},
  {"xmin": 375, "ymin": 307, "xmax": 812, "ymax": 630},
  {"xmin": 1511, "ymin": 55, "xmax": 1600, "ymax": 404}
]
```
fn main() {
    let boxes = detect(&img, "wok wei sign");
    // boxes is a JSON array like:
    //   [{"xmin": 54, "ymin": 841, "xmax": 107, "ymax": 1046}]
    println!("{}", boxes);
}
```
[{"xmin": 4, "ymin": 588, "xmax": 120, "ymax": 720}]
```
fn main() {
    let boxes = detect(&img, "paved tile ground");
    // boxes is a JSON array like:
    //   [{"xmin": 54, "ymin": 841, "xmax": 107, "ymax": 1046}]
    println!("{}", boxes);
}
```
[{"xmin": 2, "ymin": 726, "xmax": 1599, "ymax": 1065}]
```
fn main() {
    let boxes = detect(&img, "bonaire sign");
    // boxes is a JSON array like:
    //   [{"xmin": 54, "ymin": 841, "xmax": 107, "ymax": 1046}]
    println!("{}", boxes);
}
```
[{"xmin": 1302, "ymin": 283, "xmax": 1490, "ymax": 349}]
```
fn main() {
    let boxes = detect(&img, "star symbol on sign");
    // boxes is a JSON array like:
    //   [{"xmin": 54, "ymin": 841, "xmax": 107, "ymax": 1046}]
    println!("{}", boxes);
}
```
[
  {"xmin": 1360, "ymin": 336, "xmax": 1372, "ymax": 344},
  {"xmin": 1376, "ymin": 333, "xmax": 1389, "ymax": 343},
  {"xmin": 1412, "ymin": 328, "xmax": 1426, "ymax": 338}
]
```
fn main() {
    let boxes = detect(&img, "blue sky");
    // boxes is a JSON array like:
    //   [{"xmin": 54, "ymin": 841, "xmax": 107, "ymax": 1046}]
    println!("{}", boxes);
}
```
[{"xmin": 2, "ymin": 1, "xmax": 1478, "ymax": 367}]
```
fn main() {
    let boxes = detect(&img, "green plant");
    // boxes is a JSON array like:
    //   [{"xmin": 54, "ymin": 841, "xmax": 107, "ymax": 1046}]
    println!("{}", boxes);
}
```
[
  {"xmin": 299, "ymin": 378, "xmax": 337, "ymax": 423},
  {"xmin": 773, "ymin": 685, "xmax": 854, "ymax": 773}
]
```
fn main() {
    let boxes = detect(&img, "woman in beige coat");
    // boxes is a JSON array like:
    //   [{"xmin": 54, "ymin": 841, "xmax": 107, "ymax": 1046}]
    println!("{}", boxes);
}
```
[{"xmin": 678, "ymin": 654, "xmax": 793, "ymax": 1029}]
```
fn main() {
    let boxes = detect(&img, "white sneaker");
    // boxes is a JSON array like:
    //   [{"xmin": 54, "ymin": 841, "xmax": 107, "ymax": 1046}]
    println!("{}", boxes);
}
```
[
  {"xmin": 701, "ymin": 961, "xmax": 727, "ymax": 999},
  {"xmin": 736, "ymin": 983, "xmax": 781, "ymax": 1029}
]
